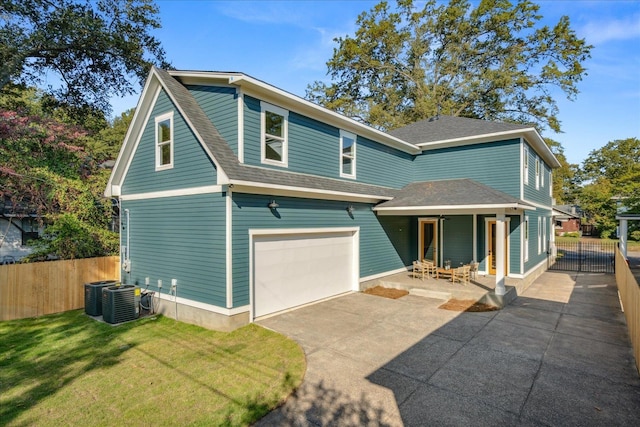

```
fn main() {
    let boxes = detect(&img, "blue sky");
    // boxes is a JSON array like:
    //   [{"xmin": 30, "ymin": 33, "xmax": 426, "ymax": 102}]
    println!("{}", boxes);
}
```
[{"xmin": 111, "ymin": 0, "xmax": 640, "ymax": 166}]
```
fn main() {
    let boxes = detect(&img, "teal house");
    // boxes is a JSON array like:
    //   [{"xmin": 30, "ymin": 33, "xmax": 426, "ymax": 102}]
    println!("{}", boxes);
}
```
[{"xmin": 105, "ymin": 68, "xmax": 559, "ymax": 330}]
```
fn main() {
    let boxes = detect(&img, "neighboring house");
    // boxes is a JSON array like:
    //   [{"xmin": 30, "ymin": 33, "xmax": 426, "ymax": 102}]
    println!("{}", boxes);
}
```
[
  {"xmin": 553, "ymin": 205, "xmax": 581, "ymax": 235},
  {"xmin": 0, "ymin": 199, "xmax": 41, "ymax": 263},
  {"xmin": 105, "ymin": 68, "xmax": 559, "ymax": 331}
]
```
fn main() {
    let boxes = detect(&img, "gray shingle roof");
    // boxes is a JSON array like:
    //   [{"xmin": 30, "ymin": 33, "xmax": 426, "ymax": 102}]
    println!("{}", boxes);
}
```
[
  {"xmin": 388, "ymin": 115, "xmax": 531, "ymax": 145},
  {"xmin": 154, "ymin": 68, "xmax": 397, "ymax": 199},
  {"xmin": 375, "ymin": 179, "xmax": 534, "ymax": 209}
]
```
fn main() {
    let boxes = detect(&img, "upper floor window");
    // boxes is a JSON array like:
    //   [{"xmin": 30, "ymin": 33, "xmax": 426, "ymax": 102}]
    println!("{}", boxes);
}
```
[
  {"xmin": 523, "ymin": 146, "xmax": 529, "ymax": 185},
  {"xmin": 535, "ymin": 157, "xmax": 540, "ymax": 189},
  {"xmin": 155, "ymin": 112, "xmax": 174, "ymax": 170},
  {"xmin": 261, "ymin": 102, "xmax": 288, "ymax": 167},
  {"xmin": 549, "ymin": 171, "xmax": 553, "ymax": 197},
  {"xmin": 541, "ymin": 163, "xmax": 545, "ymax": 187},
  {"xmin": 340, "ymin": 130, "xmax": 356, "ymax": 178}
]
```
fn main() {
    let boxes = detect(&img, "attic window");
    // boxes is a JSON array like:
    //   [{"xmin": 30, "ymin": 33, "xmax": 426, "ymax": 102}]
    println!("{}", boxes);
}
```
[
  {"xmin": 155, "ymin": 112, "xmax": 174, "ymax": 170},
  {"xmin": 260, "ymin": 102, "xmax": 288, "ymax": 167},
  {"xmin": 340, "ymin": 130, "xmax": 356, "ymax": 178}
]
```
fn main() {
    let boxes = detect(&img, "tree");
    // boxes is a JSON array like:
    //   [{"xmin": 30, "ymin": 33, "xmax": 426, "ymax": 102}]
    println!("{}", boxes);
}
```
[
  {"xmin": 307, "ymin": 0, "xmax": 591, "ymax": 132},
  {"xmin": 545, "ymin": 138, "xmax": 580, "ymax": 204},
  {"xmin": 578, "ymin": 138, "xmax": 640, "ymax": 237},
  {"xmin": 0, "ymin": 0, "xmax": 170, "ymax": 115}
]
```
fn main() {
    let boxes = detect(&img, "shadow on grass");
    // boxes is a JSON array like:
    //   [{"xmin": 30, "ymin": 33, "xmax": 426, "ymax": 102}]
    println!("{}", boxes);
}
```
[
  {"xmin": 0, "ymin": 310, "xmax": 143, "ymax": 425},
  {"xmin": 254, "ymin": 380, "xmax": 392, "ymax": 426}
]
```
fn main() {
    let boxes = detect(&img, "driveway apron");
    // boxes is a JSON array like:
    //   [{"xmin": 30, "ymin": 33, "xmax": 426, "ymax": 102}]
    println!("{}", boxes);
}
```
[{"xmin": 257, "ymin": 271, "xmax": 640, "ymax": 426}]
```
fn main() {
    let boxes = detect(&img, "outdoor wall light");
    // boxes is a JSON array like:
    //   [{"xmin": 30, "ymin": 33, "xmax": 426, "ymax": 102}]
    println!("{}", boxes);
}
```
[
  {"xmin": 268, "ymin": 200, "xmax": 279, "ymax": 210},
  {"xmin": 346, "ymin": 205, "xmax": 354, "ymax": 214}
]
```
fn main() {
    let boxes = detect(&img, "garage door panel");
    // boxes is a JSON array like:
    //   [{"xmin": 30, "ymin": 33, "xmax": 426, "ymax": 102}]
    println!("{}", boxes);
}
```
[{"xmin": 254, "ymin": 231, "xmax": 355, "ymax": 317}]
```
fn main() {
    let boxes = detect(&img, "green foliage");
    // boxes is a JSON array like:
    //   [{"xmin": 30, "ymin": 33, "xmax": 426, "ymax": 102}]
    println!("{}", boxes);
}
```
[
  {"xmin": 630, "ymin": 230, "xmax": 640, "ymax": 242},
  {"xmin": 25, "ymin": 213, "xmax": 118, "ymax": 260},
  {"xmin": 545, "ymin": 137, "xmax": 580, "ymax": 204},
  {"xmin": 577, "ymin": 138, "xmax": 640, "ymax": 237},
  {"xmin": 0, "ymin": 0, "xmax": 170, "ymax": 115},
  {"xmin": 307, "ymin": 0, "xmax": 591, "ymax": 132}
]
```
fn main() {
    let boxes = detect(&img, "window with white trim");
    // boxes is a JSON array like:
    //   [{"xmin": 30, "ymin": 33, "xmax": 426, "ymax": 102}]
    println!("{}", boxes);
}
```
[
  {"xmin": 523, "ymin": 146, "xmax": 529, "ymax": 185},
  {"xmin": 549, "ymin": 171, "xmax": 553, "ymax": 197},
  {"xmin": 524, "ymin": 216, "xmax": 529, "ymax": 261},
  {"xmin": 543, "ymin": 217, "xmax": 547, "ymax": 253},
  {"xmin": 537, "ymin": 216, "xmax": 542, "ymax": 254},
  {"xmin": 535, "ymin": 157, "xmax": 540, "ymax": 189},
  {"xmin": 260, "ymin": 102, "xmax": 288, "ymax": 167},
  {"xmin": 340, "ymin": 130, "xmax": 356, "ymax": 178},
  {"xmin": 155, "ymin": 112, "xmax": 174, "ymax": 170},
  {"xmin": 541, "ymin": 163, "xmax": 545, "ymax": 187}
]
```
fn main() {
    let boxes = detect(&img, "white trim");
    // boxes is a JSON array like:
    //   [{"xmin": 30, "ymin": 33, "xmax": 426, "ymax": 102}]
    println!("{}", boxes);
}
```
[
  {"xmin": 418, "ymin": 218, "xmax": 440, "ymax": 264},
  {"xmin": 260, "ymin": 101, "xmax": 288, "ymax": 167},
  {"xmin": 538, "ymin": 216, "xmax": 542, "ymax": 254},
  {"xmin": 520, "ymin": 212, "xmax": 525, "ymax": 274},
  {"xmin": 524, "ymin": 215, "xmax": 530, "ymax": 262},
  {"xmin": 156, "ymin": 292, "xmax": 249, "ymax": 315},
  {"xmin": 248, "ymin": 227, "xmax": 359, "ymax": 321},
  {"xmin": 120, "ymin": 185, "xmax": 223, "ymax": 201},
  {"xmin": 520, "ymin": 199, "xmax": 553, "ymax": 210},
  {"xmin": 549, "ymin": 170, "xmax": 553, "ymax": 197},
  {"xmin": 237, "ymin": 89, "xmax": 244, "ymax": 163},
  {"xmin": 230, "ymin": 180, "xmax": 391, "ymax": 203},
  {"xmin": 473, "ymin": 214, "xmax": 478, "ymax": 263},
  {"xmin": 523, "ymin": 144, "xmax": 530, "ymax": 186},
  {"xmin": 339, "ymin": 129, "xmax": 357, "ymax": 179},
  {"xmin": 535, "ymin": 157, "xmax": 540, "ymax": 190},
  {"xmin": 360, "ymin": 266, "xmax": 409, "ymax": 283},
  {"xmin": 155, "ymin": 111, "xmax": 174, "ymax": 171},
  {"xmin": 485, "ymin": 216, "xmax": 511, "ymax": 276},
  {"xmin": 226, "ymin": 189, "xmax": 233, "ymax": 308},
  {"xmin": 375, "ymin": 204, "xmax": 535, "ymax": 216}
]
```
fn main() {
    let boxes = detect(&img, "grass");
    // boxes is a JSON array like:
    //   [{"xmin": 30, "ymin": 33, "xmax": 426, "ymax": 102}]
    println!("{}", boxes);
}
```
[
  {"xmin": 0, "ymin": 310, "xmax": 306, "ymax": 426},
  {"xmin": 555, "ymin": 236, "xmax": 640, "ymax": 251}
]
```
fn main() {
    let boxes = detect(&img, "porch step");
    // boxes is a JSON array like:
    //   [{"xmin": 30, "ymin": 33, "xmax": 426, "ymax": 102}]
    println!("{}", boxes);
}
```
[{"xmin": 408, "ymin": 288, "xmax": 452, "ymax": 301}]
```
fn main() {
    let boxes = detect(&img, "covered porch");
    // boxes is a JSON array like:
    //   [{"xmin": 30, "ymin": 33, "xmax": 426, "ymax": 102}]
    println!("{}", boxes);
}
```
[{"xmin": 374, "ymin": 179, "xmax": 535, "ymax": 298}]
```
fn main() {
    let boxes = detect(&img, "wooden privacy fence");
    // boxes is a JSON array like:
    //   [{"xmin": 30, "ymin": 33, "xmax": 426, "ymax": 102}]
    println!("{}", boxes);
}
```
[
  {"xmin": 615, "ymin": 248, "xmax": 640, "ymax": 374},
  {"xmin": 0, "ymin": 256, "xmax": 120, "ymax": 321}
]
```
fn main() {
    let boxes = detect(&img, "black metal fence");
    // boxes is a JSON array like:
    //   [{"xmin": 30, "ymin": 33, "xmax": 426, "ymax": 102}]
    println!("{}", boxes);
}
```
[{"xmin": 548, "ymin": 240, "xmax": 616, "ymax": 273}]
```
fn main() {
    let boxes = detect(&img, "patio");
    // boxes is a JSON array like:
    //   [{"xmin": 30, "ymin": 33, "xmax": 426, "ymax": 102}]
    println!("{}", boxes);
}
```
[{"xmin": 362, "ymin": 269, "xmax": 525, "ymax": 307}]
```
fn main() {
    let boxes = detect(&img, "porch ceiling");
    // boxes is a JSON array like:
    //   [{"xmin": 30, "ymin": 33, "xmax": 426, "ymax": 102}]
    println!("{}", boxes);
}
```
[{"xmin": 374, "ymin": 179, "xmax": 535, "ymax": 216}]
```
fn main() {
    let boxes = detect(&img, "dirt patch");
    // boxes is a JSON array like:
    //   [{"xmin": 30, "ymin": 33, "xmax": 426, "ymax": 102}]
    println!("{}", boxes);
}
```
[
  {"xmin": 438, "ymin": 298, "xmax": 499, "ymax": 312},
  {"xmin": 363, "ymin": 286, "xmax": 409, "ymax": 299}
]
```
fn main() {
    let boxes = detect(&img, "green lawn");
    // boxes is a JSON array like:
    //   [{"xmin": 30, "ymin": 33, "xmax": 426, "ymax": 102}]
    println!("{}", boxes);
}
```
[{"xmin": 0, "ymin": 311, "xmax": 305, "ymax": 426}]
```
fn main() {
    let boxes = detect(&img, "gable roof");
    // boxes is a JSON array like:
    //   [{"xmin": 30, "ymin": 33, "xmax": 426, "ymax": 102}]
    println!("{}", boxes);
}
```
[
  {"xmin": 105, "ymin": 67, "xmax": 397, "ymax": 202},
  {"xmin": 389, "ymin": 115, "xmax": 560, "ymax": 168},
  {"xmin": 374, "ymin": 179, "xmax": 535, "ymax": 214}
]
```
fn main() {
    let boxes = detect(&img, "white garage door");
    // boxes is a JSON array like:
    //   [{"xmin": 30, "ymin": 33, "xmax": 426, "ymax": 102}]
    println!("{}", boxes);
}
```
[{"xmin": 253, "ymin": 230, "xmax": 356, "ymax": 318}]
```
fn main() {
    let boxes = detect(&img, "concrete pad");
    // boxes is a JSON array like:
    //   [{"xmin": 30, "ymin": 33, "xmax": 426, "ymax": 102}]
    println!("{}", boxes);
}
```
[
  {"xmin": 522, "ymin": 363, "xmax": 640, "ymax": 427},
  {"xmin": 431, "ymin": 312, "xmax": 495, "ymax": 342},
  {"xmin": 398, "ymin": 384, "xmax": 521, "ymax": 426},
  {"xmin": 494, "ymin": 304, "xmax": 562, "ymax": 331},
  {"xmin": 544, "ymin": 332, "xmax": 640, "ymax": 386},
  {"xmin": 562, "ymin": 300, "xmax": 627, "ymax": 323},
  {"xmin": 428, "ymin": 345, "xmax": 541, "ymax": 414},
  {"xmin": 556, "ymin": 312, "xmax": 631, "ymax": 345},
  {"xmin": 467, "ymin": 318, "xmax": 554, "ymax": 362},
  {"xmin": 380, "ymin": 334, "xmax": 466, "ymax": 382},
  {"xmin": 507, "ymin": 296, "xmax": 566, "ymax": 313}
]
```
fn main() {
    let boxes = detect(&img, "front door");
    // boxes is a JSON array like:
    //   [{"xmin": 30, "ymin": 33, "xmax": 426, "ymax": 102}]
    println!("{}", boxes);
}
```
[
  {"xmin": 419, "ymin": 219, "xmax": 438, "ymax": 264},
  {"xmin": 487, "ymin": 220, "xmax": 508, "ymax": 275}
]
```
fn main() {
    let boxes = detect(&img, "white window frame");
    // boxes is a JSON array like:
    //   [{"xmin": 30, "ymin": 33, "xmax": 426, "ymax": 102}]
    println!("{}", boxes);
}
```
[
  {"xmin": 155, "ymin": 112, "xmax": 174, "ymax": 171},
  {"xmin": 543, "ymin": 217, "xmax": 547, "ymax": 253},
  {"xmin": 339, "ymin": 130, "xmax": 356, "ymax": 178},
  {"xmin": 535, "ymin": 157, "xmax": 540, "ymax": 190},
  {"xmin": 541, "ymin": 163, "xmax": 545, "ymax": 188},
  {"xmin": 524, "ymin": 216, "xmax": 529, "ymax": 261},
  {"xmin": 260, "ymin": 102, "xmax": 288, "ymax": 167},
  {"xmin": 537, "ymin": 216, "xmax": 542, "ymax": 254},
  {"xmin": 549, "ymin": 171, "xmax": 553, "ymax": 197},
  {"xmin": 523, "ymin": 146, "xmax": 529, "ymax": 185}
]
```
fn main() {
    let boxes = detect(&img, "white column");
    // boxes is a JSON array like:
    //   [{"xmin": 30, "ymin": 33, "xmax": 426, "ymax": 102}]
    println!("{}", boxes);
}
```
[
  {"xmin": 495, "ymin": 213, "xmax": 506, "ymax": 296},
  {"xmin": 619, "ymin": 219, "xmax": 628, "ymax": 258}
]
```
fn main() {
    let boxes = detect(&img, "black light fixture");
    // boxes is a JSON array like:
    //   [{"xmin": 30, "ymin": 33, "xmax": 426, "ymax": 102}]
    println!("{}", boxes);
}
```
[
  {"xmin": 346, "ymin": 205, "xmax": 354, "ymax": 214},
  {"xmin": 268, "ymin": 200, "xmax": 279, "ymax": 210}
]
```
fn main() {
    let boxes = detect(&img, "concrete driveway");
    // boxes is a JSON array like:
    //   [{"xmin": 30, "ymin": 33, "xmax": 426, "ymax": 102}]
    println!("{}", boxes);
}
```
[{"xmin": 257, "ymin": 271, "xmax": 640, "ymax": 426}]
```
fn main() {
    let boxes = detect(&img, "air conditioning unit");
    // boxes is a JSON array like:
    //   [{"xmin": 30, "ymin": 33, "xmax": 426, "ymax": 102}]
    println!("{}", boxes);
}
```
[
  {"xmin": 102, "ymin": 285, "xmax": 140, "ymax": 324},
  {"xmin": 84, "ymin": 280, "xmax": 118, "ymax": 316}
]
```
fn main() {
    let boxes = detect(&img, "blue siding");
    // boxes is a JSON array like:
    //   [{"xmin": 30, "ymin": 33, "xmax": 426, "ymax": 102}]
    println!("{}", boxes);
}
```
[
  {"xmin": 523, "ymin": 141, "xmax": 553, "ymax": 206},
  {"xmin": 122, "ymin": 90, "xmax": 217, "ymax": 194},
  {"xmin": 242, "ymin": 95, "xmax": 413, "ymax": 188},
  {"xmin": 414, "ymin": 139, "xmax": 521, "ymax": 197},
  {"xmin": 186, "ymin": 85, "xmax": 238, "ymax": 155},
  {"xmin": 231, "ymin": 194, "xmax": 410, "ymax": 307},
  {"xmin": 122, "ymin": 193, "xmax": 227, "ymax": 307},
  {"xmin": 442, "ymin": 216, "xmax": 473, "ymax": 266},
  {"xmin": 524, "ymin": 209, "xmax": 552, "ymax": 272}
]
